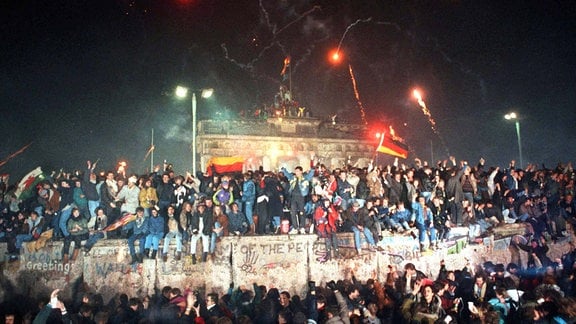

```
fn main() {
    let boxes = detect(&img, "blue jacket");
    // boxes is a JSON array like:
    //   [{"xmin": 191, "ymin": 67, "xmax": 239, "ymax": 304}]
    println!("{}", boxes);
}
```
[
  {"xmin": 242, "ymin": 180, "xmax": 256, "ymax": 203},
  {"xmin": 125, "ymin": 216, "xmax": 149, "ymax": 235},
  {"xmin": 305, "ymin": 200, "xmax": 322, "ymax": 216},
  {"xmin": 281, "ymin": 168, "xmax": 315, "ymax": 197},
  {"xmin": 391, "ymin": 208, "xmax": 411, "ymax": 222},
  {"xmin": 148, "ymin": 215, "xmax": 165, "ymax": 236},
  {"xmin": 411, "ymin": 202, "xmax": 433, "ymax": 225}
]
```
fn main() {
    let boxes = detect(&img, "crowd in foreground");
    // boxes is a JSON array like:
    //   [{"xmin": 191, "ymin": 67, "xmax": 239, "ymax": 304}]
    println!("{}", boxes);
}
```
[
  {"xmin": 1, "ymin": 156, "xmax": 576, "ymax": 265},
  {"xmin": 4, "ymin": 250, "xmax": 576, "ymax": 324}
]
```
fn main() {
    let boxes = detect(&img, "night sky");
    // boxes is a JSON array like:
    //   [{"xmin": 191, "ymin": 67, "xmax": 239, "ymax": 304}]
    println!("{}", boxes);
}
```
[{"xmin": 1, "ymin": 0, "xmax": 575, "ymax": 180}]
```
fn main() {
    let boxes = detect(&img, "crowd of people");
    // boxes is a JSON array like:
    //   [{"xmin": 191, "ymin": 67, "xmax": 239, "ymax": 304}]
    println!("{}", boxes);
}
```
[
  {"xmin": 4, "ymin": 250, "xmax": 576, "ymax": 323},
  {"xmin": 1, "ymin": 156, "xmax": 576, "ymax": 322},
  {"xmin": 0, "ymin": 156, "xmax": 575, "ymax": 264}
]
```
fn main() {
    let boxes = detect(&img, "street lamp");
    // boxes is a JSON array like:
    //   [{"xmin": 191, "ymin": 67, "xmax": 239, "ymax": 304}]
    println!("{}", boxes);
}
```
[
  {"xmin": 504, "ymin": 112, "xmax": 523, "ymax": 168},
  {"xmin": 175, "ymin": 86, "xmax": 214, "ymax": 176}
]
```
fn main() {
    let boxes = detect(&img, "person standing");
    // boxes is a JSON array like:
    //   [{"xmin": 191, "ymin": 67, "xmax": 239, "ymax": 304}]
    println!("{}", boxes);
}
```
[
  {"xmin": 100, "ymin": 171, "xmax": 119, "ymax": 236},
  {"xmin": 114, "ymin": 176, "xmax": 140, "ymax": 215},
  {"xmin": 57, "ymin": 179, "xmax": 75, "ymax": 240},
  {"xmin": 72, "ymin": 178, "xmax": 89, "ymax": 219},
  {"xmin": 411, "ymin": 194, "xmax": 437, "ymax": 252},
  {"xmin": 210, "ymin": 205, "xmax": 229, "ymax": 254},
  {"xmin": 83, "ymin": 161, "xmax": 101, "ymax": 218},
  {"xmin": 156, "ymin": 173, "xmax": 174, "ymax": 214},
  {"xmin": 139, "ymin": 177, "xmax": 158, "ymax": 218},
  {"xmin": 241, "ymin": 173, "xmax": 256, "ymax": 234},
  {"xmin": 314, "ymin": 199, "xmax": 340, "ymax": 262},
  {"xmin": 281, "ymin": 166, "xmax": 314, "ymax": 234}
]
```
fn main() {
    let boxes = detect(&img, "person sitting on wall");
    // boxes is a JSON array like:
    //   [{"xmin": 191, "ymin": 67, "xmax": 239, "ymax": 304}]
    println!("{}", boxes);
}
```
[
  {"xmin": 13, "ymin": 211, "xmax": 44, "ymax": 258},
  {"xmin": 62, "ymin": 207, "xmax": 89, "ymax": 263},
  {"xmin": 190, "ymin": 199, "xmax": 213, "ymax": 264},
  {"xmin": 82, "ymin": 207, "xmax": 108, "ymax": 255},
  {"xmin": 228, "ymin": 202, "xmax": 248, "ymax": 236},
  {"xmin": 342, "ymin": 200, "xmax": 378, "ymax": 255},
  {"xmin": 162, "ymin": 205, "xmax": 183, "ymax": 262},
  {"xmin": 143, "ymin": 207, "xmax": 164, "ymax": 260},
  {"xmin": 124, "ymin": 206, "xmax": 149, "ymax": 264}
]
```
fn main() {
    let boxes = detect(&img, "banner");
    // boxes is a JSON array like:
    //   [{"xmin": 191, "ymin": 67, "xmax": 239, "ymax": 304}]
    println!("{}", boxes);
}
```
[
  {"xmin": 15, "ymin": 167, "xmax": 47, "ymax": 200},
  {"xmin": 376, "ymin": 133, "xmax": 408, "ymax": 159},
  {"xmin": 206, "ymin": 157, "xmax": 244, "ymax": 176}
]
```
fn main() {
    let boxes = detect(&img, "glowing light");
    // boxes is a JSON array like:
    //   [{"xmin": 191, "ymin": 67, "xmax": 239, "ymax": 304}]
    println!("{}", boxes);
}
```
[
  {"xmin": 201, "ymin": 88, "xmax": 214, "ymax": 98},
  {"xmin": 175, "ymin": 86, "xmax": 188, "ymax": 98},
  {"xmin": 413, "ymin": 89, "xmax": 423, "ymax": 102},
  {"xmin": 330, "ymin": 50, "xmax": 341, "ymax": 63},
  {"xmin": 505, "ymin": 112, "xmax": 517, "ymax": 120},
  {"xmin": 412, "ymin": 89, "xmax": 436, "ymax": 130}
]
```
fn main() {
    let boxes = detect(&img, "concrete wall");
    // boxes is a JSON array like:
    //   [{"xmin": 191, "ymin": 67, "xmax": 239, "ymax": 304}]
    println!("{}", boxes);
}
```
[{"xmin": 1, "ymin": 233, "xmax": 574, "ymax": 303}]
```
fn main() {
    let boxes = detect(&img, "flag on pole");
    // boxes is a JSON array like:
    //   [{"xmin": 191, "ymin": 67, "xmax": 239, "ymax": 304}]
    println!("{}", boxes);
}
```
[
  {"xmin": 0, "ymin": 142, "xmax": 32, "ymax": 168},
  {"xmin": 280, "ymin": 56, "xmax": 291, "ymax": 76},
  {"xmin": 376, "ymin": 133, "xmax": 409, "ymax": 159},
  {"xmin": 205, "ymin": 157, "xmax": 244, "ymax": 176},
  {"xmin": 15, "ymin": 167, "xmax": 47, "ymax": 201}
]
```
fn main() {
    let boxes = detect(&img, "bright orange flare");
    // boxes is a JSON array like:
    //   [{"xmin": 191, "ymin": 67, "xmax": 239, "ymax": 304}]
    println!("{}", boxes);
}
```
[
  {"xmin": 413, "ymin": 89, "xmax": 422, "ymax": 101},
  {"xmin": 330, "ymin": 50, "xmax": 341, "ymax": 63}
]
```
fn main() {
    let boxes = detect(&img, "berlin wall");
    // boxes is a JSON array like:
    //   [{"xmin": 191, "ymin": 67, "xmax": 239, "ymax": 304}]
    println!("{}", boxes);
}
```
[{"xmin": 1, "ymin": 232, "xmax": 573, "ymax": 303}]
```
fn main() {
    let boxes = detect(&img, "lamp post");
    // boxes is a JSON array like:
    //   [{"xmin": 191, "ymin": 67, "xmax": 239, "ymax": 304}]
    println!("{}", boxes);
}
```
[
  {"xmin": 505, "ymin": 112, "xmax": 523, "ymax": 168},
  {"xmin": 176, "ymin": 86, "xmax": 214, "ymax": 176}
]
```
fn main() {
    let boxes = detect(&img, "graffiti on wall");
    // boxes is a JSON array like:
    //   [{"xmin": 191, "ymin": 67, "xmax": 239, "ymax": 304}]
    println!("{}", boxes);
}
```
[{"xmin": 236, "ymin": 241, "xmax": 305, "ymax": 276}]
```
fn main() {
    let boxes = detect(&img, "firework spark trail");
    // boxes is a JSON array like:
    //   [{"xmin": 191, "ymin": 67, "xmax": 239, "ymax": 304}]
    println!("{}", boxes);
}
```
[
  {"xmin": 348, "ymin": 64, "xmax": 367, "ymax": 125},
  {"xmin": 336, "ymin": 18, "xmax": 372, "ymax": 53},
  {"xmin": 335, "ymin": 18, "xmax": 402, "ymax": 126},
  {"xmin": 259, "ymin": 0, "xmax": 277, "ymax": 35},
  {"xmin": 221, "ymin": 2, "xmax": 321, "ymax": 76},
  {"xmin": 274, "ymin": 6, "xmax": 321, "ymax": 38},
  {"xmin": 413, "ymin": 90, "xmax": 450, "ymax": 154},
  {"xmin": 412, "ymin": 90, "xmax": 437, "ymax": 132},
  {"xmin": 337, "ymin": 18, "xmax": 486, "ymax": 103}
]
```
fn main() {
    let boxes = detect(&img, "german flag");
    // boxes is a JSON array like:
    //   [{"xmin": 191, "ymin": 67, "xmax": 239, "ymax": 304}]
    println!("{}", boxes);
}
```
[
  {"xmin": 206, "ymin": 156, "xmax": 245, "ymax": 176},
  {"xmin": 376, "ymin": 133, "xmax": 408, "ymax": 159}
]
